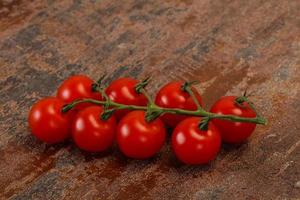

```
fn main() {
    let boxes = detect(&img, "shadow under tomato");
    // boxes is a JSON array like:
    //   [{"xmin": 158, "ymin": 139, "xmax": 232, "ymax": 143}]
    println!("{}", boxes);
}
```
[
  {"xmin": 114, "ymin": 147, "xmax": 164, "ymax": 167},
  {"xmin": 81, "ymin": 146, "xmax": 115, "ymax": 162},
  {"xmin": 221, "ymin": 141, "xmax": 249, "ymax": 153}
]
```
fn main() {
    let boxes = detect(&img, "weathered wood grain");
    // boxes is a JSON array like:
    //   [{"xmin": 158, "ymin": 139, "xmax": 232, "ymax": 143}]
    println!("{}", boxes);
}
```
[{"xmin": 0, "ymin": 0, "xmax": 300, "ymax": 199}]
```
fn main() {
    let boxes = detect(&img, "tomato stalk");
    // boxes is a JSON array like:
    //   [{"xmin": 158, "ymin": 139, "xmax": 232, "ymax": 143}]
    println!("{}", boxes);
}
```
[
  {"xmin": 181, "ymin": 81, "xmax": 203, "ymax": 110},
  {"xmin": 62, "ymin": 98, "xmax": 267, "ymax": 125},
  {"xmin": 62, "ymin": 78, "xmax": 267, "ymax": 125}
]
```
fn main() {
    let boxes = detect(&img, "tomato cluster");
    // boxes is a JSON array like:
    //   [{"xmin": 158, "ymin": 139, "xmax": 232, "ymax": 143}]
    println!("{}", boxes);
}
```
[{"xmin": 28, "ymin": 75, "xmax": 258, "ymax": 165}]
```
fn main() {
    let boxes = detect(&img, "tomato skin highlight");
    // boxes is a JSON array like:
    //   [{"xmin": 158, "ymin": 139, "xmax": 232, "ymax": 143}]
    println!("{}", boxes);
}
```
[
  {"xmin": 172, "ymin": 117, "xmax": 221, "ymax": 165},
  {"xmin": 155, "ymin": 81, "xmax": 203, "ymax": 127},
  {"xmin": 57, "ymin": 75, "xmax": 101, "ymax": 110},
  {"xmin": 105, "ymin": 78, "xmax": 148, "ymax": 120},
  {"xmin": 72, "ymin": 106, "xmax": 117, "ymax": 152},
  {"xmin": 28, "ymin": 97, "xmax": 72, "ymax": 144},
  {"xmin": 210, "ymin": 96, "xmax": 257, "ymax": 144},
  {"xmin": 116, "ymin": 111, "xmax": 166, "ymax": 159}
]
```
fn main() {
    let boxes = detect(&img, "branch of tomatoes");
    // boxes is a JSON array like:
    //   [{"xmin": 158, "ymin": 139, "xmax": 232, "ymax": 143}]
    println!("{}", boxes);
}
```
[{"xmin": 28, "ymin": 74, "xmax": 267, "ymax": 165}]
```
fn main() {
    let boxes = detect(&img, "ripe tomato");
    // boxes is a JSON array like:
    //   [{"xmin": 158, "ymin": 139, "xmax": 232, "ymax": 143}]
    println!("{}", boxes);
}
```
[
  {"xmin": 210, "ymin": 96, "xmax": 257, "ymax": 144},
  {"xmin": 116, "ymin": 111, "xmax": 166, "ymax": 159},
  {"xmin": 155, "ymin": 81, "xmax": 203, "ymax": 127},
  {"xmin": 72, "ymin": 106, "xmax": 117, "ymax": 152},
  {"xmin": 57, "ymin": 75, "xmax": 102, "ymax": 109},
  {"xmin": 172, "ymin": 117, "xmax": 221, "ymax": 165},
  {"xmin": 28, "ymin": 97, "xmax": 72, "ymax": 144},
  {"xmin": 105, "ymin": 78, "xmax": 148, "ymax": 120}
]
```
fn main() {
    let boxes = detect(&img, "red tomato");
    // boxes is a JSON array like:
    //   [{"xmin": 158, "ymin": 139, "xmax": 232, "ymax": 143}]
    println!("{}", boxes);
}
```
[
  {"xmin": 72, "ymin": 106, "xmax": 117, "ymax": 152},
  {"xmin": 155, "ymin": 81, "xmax": 203, "ymax": 127},
  {"xmin": 57, "ymin": 75, "xmax": 102, "ymax": 109},
  {"xmin": 116, "ymin": 111, "xmax": 166, "ymax": 159},
  {"xmin": 28, "ymin": 97, "xmax": 72, "ymax": 144},
  {"xmin": 172, "ymin": 117, "xmax": 221, "ymax": 165},
  {"xmin": 105, "ymin": 78, "xmax": 148, "ymax": 120},
  {"xmin": 210, "ymin": 96, "xmax": 257, "ymax": 144}
]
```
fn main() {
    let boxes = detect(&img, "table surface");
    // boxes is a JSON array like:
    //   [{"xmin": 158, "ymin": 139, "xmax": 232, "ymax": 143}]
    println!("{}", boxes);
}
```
[{"xmin": 0, "ymin": 0, "xmax": 300, "ymax": 199}]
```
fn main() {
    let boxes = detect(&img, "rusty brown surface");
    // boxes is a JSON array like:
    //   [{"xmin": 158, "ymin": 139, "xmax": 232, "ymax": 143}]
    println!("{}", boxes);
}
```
[{"xmin": 0, "ymin": 0, "xmax": 300, "ymax": 199}]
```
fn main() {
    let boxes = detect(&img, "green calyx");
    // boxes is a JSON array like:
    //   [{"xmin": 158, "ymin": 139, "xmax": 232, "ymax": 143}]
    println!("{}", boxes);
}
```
[
  {"xmin": 91, "ymin": 74, "xmax": 107, "ymax": 92},
  {"xmin": 198, "ymin": 117, "xmax": 211, "ymax": 131},
  {"xmin": 135, "ymin": 77, "xmax": 151, "ymax": 94},
  {"xmin": 100, "ymin": 109, "xmax": 115, "ymax": 121},
  {"xmin": 181, "ymin": 81, "xmax": 199, "ymax": 93}
]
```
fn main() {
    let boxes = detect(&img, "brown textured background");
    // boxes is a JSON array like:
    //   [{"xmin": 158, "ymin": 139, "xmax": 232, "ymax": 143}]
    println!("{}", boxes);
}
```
[{"xmin": 0, "ymin": 0, "xmax": 300, "ymax": 199}]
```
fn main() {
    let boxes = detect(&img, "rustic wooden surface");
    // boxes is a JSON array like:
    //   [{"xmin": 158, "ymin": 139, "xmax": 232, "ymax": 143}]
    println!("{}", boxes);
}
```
[{"xmin": 0, "ymin": 0, "xmax": 300, "ymax": 199}]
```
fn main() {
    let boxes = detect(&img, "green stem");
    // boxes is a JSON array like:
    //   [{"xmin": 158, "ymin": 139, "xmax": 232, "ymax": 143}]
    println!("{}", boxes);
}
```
[
  {"xmin": 182, "ymin": 81, "xmax": 203, "ymax": 111},
  {"xmin": 62, "ymin": 98, "xmax": 267, "ymax": 125},
  {"xmin": 140, "ymin": 88, "xmax": 154, "ymax": 105},
  {"xmin": 209, "ymin": 113, "xmax": 266, "ymax": 125}
]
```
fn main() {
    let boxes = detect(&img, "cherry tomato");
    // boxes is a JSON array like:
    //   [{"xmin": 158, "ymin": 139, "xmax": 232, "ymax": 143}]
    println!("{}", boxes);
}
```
[
  {"xmin": 57, "ymin": 75, "xmax": 101, "ymax": 110},
  {"xmin": 155, "ymin": 81, "xmax": 203, "ymax": 127},
  {"xmin": 116, "ymin": 111, "xmax": 166, "ymax": 159},
  {"xmin": 72, "ymin": 106, "xmax": 117, "ymax": 152},
  {"xmin": 172, "ymin": 117, "xmax": 221, "ymax": 165},
  {"xmin": 210, "ymin": 96, "xmax": 257, "ymax": 144},
  {"xmin": 28, "ymin": 97, "xmax": 72, "ymax": 144},
  {"xmin": 105, "ymin": 78, "xmax": 148, "ymax": 120}
]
